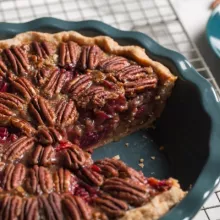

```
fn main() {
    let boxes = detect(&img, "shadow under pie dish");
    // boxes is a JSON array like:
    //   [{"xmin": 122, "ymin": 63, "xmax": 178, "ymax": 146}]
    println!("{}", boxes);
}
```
[{"xmin": 0, "ymin": 30, "xmax": 185, "ymax": 220}]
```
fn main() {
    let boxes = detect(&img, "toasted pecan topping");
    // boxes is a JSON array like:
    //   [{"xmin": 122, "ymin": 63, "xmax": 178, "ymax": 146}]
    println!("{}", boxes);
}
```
[
  {"xmin": 32, "ymin": 41, "xmax": 54, "ymax": 58},
  {"xmin": 11, "ymin": 118, "xmax": 36, "ymax": 136},
  {"xmin": 20, "ymin": 198, "xmax": 39, "ymax": 220},
  {"xmin": 42, "ymin": 68, "xmax": 67, "ymax": 98},
  {"xmin": 4, "ymin": 46, "xmax": 29, "ymax": 75},
  {"xmin": 31, "ymin": 144, "xmax": 55, "ymax": 166},
  {"xmin": 0, "ymin": 59, "xmax": 8, "ymax": 77},
  {"xmin": 29, "ymin": 96, "xmax": 55, "ymax": 126},
  {"xmin": 0, "ymin": 92, "xmax": 25, "ymax": 110},
  {"xmin": 55, "ymin": 99, "xmax": 78, "ymax": 127},
  {"xmin": 93, "ymin": 193, "xmax": 128, "ymax": 217},
  {"xmin": 98, "ymin": 56, "xmax": 130, "ymax": 73},
  {"xmin": 116, "ymin": 65, "xmax": 158, "ymax": 97},
  {"xmin": 63, "ymin": 145, "xmax": 92, "ymax": 170},
  {"xmin": 59, "ymin": 41, "xmax": 81, "ymax": 67},
  {"xmin": 64, "ymin": 73, "xmax": 93, "ymax": 97},
  {"xmin": 95, "ymin": 158, "xmax": 129, "ymax": 178},
  {"xmin": 62, "ymin": 194, "xmax": 92, "ymax": 220},
  {"xmin": 102, "ymin": 177, "xmax": 148, "ymax": 206},
  {"xmin": 37, "ymin": 127, "xmax": 63, "ymax": 145},
  {"xmin": 10, "ymin": 77, "xmax": 37, "ymax": 101},
  {"xmin": 0, "ymin": 196, "xmax": 22, "ymax": 219},
  {"xmin": 39, "ymin": 193, "xmax": 62, "ymax": 220},
  {"xmin": 2, "ymin": 136, "xmax": 34, "ymax": 162},
  {"xmin": 78, "ymin": 45, "xmax": 103, "ymax": 70},
  {"xmin": 2, "ymin": 163, "xmax": 26, "ymax": 191},
  {"xmin": 25, "ymin": 165, "xmax": 53, "ymax": 195},
  {"xmin": 54, "ymin": 168, "xmax": 72, "ymax": 193},
  {"xmin": 77, "ymin": 166, "xmax": 104, "ymax": 186}
]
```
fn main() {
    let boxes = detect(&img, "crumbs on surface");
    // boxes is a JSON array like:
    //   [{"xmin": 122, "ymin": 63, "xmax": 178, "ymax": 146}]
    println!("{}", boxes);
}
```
[
  {"xmin": 155, "ymin": 95, "xmax": 161, "ymax": 100},
  {"xmin": 151, "ymin": 156, "xmax": 156, "ymax": 160},
  {"xmin": 138, "ymin": 163, "xmax": 144, "ymax": 168},
  {"xmin": 112, "ymin": 155, "xmax": 120, "ymax": 160},
  {"xmin": 139, "ymin": 158, "xmax": 144, "ymax": 163},
  {"xmin": 159, "ymin": 146, "xmax": 165, "ymax": 151},
  {"xmin": 125, "ymin": 143, "xmax": 129, "ymax": 147}
]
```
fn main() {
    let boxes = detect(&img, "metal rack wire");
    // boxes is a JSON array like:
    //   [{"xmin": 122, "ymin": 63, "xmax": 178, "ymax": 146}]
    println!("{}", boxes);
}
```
[{"xmin": 0, "ymin": 0, "xmax": 219, "ymax": 219}]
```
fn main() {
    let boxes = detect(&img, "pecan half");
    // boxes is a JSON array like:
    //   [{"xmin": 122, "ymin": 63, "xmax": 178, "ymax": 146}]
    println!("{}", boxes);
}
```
[
  {"xmin": 39, "ymin": 193, "xmax": 62, "ymax": 220},
  {"xmin": 0, "ymin": 59, "xmax": 8, "ymax": 77},
  {"xmin": 4, "ymin": 46, "xmax": 29, "ymax": 75},
  {"xmin": 37, "ymin": 127, "xmax": 63, "ymax": 145},
  {"xmin": 42, "ymin": 68, "xmax": 68, "ymax": 98},
  {"xmin": 93, "ymin": 193, "xmax": 128, "ymax": 217},
  {"xmin": 0, "ymin": 196, "xmax": 22, "ymax": 219},
  {"xmin": 31, "ymin": 145, "xmax": 55, "ymax": 166},
  {"xmin": 55, "ymin": 99, "xmax": 78, "ymax": 127},
  {"xmin": 95, "ymin": 158, "xmax": 129, "ymax": 178},
  {"xmin": 10, "ymin": 77, "xmax": 37, "ymax": 101},
  {"xmin": 11, "ymin": 117, "xmax": 36, "ymax": 136},
  {"xmin": 59, "ymin": 41, "xmax": 81, "ymax": 67},
  {"xmin": 78, "ymin": 45, "xmax": 103, "ymax": 70},
  {"xmin": 2, "ymin": 163, "xmax": 26, "ymax": 191},
  {"xmin": 29, "ymin": 96, "xmax": 55, "ymax": 126},
  {"xmin": 0, "ymin": 103, "xmax": 16, "ymax": 117},
  {"xmin": 98, "ymin": 56, "xmax": 130, "ymax": 73},
  {"xmin": 0, "ymin": 92, "xmax": 25, "ymax": 110},
  {"xmin": 54, "ymin": 168, "xmax": 72, "ymax": 193},
  {"xmin": 64, "ymin": 74, "xmax": 92, "ymax": 97},
  {"xmin": 102, "ymin": 177, "xmax": 147, "ymax": 206},
  {"xmin": 77, "ymin": 166, "xmax": 104, "ymax": 186},
  {"xmin": 20, "ymin": 198, "xmax": 39, "ymax": 220},
  {"xmin": 0, "ymin": 103, "xmax": 14, "ymax": 125},
  {"xmin": 62, "ymin": 194, "xmax": 92, "ymax": 220},
  {"xmin": 32, "ymin": 41, "xmax": 54, "ymax": 58},
  {"xmin": 63, "ymin": 145, "xmax": 92, "ymax": 170},
  {"xmin": 124, "ymin": 76, "xmax": 157, "ymax": 96},
  {"xmin": 25, "ymin": 165, "xmax": 53, "ymax": 195},
  {"xmin": 2, "ymin": 136, "xmax": 35, "ymax": 162}
]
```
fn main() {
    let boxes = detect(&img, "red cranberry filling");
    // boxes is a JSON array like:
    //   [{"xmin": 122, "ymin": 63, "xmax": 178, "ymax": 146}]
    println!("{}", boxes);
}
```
[{"xmin": 74, "ymin": 181, "xmax": 98, "ymax": 202}]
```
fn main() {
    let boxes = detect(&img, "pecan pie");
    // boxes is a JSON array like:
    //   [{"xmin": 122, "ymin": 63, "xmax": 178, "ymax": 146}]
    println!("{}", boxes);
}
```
[{"xmin": 0, "ymin": 31, "xmax": 185, "ymax": 220}]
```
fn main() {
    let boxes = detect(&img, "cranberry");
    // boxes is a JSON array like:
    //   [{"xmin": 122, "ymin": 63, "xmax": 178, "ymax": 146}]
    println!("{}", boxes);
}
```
[
  {"xmin": 55, "ymin": 141, "xmax": 72, "ymax": 152},
  {"xmin": 147, "ymin": 177, "xmax": 171, "ymax": 191},
  {"xmin": 95, "ymin": 110, "xmax": 112, "ymax": 124},
  {"xmin": 74, "ymin": 181, "xmax": 98, "ymax": 202},
  {"xmin": 91, "ymin": 164, "xmax": 101, "ymax": 173},
  {"xmin": 80, "ymin": 132, "xmax": 100, "ymax": 148},
  {"xmin": 0, "ymin": 127, "xmax": 8, "ymax": 141}
]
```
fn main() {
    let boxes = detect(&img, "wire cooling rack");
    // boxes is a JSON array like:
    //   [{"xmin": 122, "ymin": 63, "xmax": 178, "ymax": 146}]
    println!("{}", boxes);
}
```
[{"xmin": 0, "ymin": 0, "xmax": 219, "ymax": 219}]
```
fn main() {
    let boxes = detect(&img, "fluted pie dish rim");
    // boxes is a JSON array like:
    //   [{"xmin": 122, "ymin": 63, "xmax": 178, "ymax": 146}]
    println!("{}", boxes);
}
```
[{"xmin": 0, "ymin": 18, "xmax": 219, "ymax": 220}]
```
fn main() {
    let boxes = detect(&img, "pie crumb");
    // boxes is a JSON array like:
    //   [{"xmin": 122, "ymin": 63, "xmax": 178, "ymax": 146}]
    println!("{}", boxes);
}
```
[
  {"xmin": 155, "ymin": 95, "xmax": 160, "ymax": 100},
  {"xmin": 159, "ymin": 146, "xmax": 165, "ymax": 151},
  {"xmin": 125, "ymin": 143, "xmax": 129, "ymax": 147},
  {"xmin": 151, "ymin": 156, "xmax": 156, "ymax": 160},
  {"xmin": 139, "ymin": 158, "xmax": 144, "ymax": 163},
  {"xmin": 138, "ymin": 163, "xmax": 144, "ymax": 168},
  {"xmin": 112, "ymin": 155, "xmax": 120, "ymax": 160}
]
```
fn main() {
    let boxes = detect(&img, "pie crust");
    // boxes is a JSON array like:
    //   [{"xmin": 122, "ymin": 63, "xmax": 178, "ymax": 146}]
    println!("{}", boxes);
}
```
[{"xmin": 0, "ymin": 31, "xmax": 184, "ymax": 220}]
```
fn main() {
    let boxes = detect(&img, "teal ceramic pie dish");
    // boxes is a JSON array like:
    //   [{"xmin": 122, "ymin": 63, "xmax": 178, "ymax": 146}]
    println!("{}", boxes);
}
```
[
  {"xmin": 0, "ymin": 18, "xmax": 220, "ymax": 220},
  {"xmin": 207, "ymin": 5, "xmax": 220, "ymax": 58}
]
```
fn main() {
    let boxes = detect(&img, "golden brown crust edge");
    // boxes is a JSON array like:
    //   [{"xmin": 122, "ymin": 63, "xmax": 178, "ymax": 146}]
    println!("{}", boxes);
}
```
[
  {"xmin": 0, "ymin": 31, "xmax": 177, "ymax": 83},
  {"xmin": 120, "ymin": 179, "xmax": 186, "ymax": 220}
]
